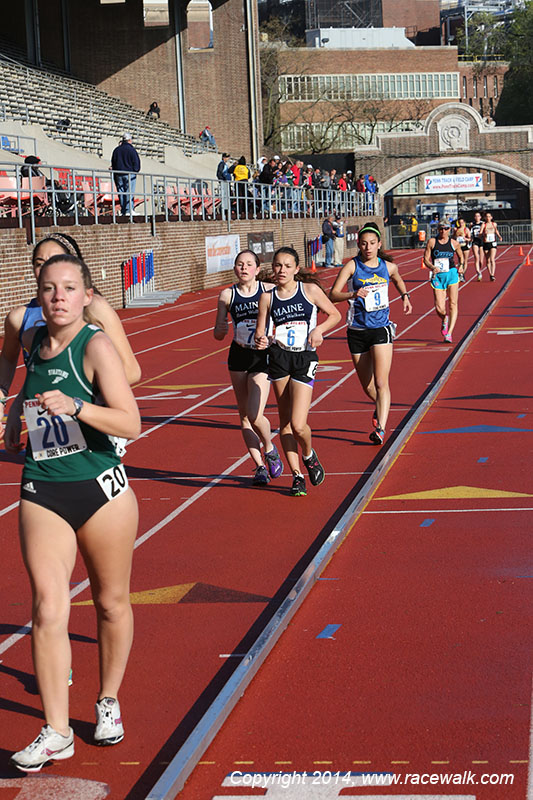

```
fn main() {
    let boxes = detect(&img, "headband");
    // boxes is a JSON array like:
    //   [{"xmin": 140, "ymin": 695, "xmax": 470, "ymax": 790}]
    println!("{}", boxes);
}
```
[
  {"xmin": 39, "ymin": 233, "xmax": 78, "ymax": 256},
  {"xmin": 358, "ymin": 224, "xmax": 381, "ymax": 240}
]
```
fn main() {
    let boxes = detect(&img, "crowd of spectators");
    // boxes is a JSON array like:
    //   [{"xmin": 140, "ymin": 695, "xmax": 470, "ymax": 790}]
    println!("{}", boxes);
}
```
[{"xmin": 215, "ymin": 153, "xmax": 379, "ymax": 219}]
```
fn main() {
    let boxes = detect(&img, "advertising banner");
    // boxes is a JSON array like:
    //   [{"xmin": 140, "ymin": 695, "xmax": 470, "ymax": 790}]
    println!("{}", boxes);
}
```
[
  {"xmin": 424, "ymin": 174, "xmax": 483, "ymax": 193},
  {"xmin": 205, "ymin": 234, "xmax": 241, "ymax": 274},
  {"xmin": 346, "ymin": 225, "xmax": 360, "ymax": 249},
  {"xmin": 247, "ymin": 232, "xmax": 275, "ymax": 264}
]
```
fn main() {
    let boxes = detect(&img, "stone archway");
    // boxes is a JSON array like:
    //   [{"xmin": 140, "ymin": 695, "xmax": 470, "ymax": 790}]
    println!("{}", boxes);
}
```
[{"xmin": 354, "ymin": 103, "xmax": 533, "ymax": 219}]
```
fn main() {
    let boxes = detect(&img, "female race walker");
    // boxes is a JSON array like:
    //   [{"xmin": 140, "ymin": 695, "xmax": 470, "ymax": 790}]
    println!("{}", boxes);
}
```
[
  {"xmin": 480, "ymin": 211, "xmax": 502, "ymax": 281},
  {"xmin": 213, "ymin": 249, "xmax": 283, "ymax": 485},
  {"xmin": 470, "ymin": 211, "xmax": 484, "ymax": 281},
  {"xmin": 424, "ymin": 220, "xmax": 464, "ymax": 344},
  {"xmin": 329, "ymin": 222, "xmax": 412, "ymax": 446},
  {"xmin": 453, "ymin": 217, "xmax": 471, "ymax": 281},
  {"xmin": 255, "ymin": 246, "xmax": 340, "ymax": 496},
  {"xmin": 6, "ymin": 254, "xmax": 140, "ymax": 772}
]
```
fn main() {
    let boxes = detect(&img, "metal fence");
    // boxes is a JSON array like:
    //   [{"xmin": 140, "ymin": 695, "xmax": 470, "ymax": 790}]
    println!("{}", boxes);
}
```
[
  {"xmin": 387, "ymin": 220, "xmax": 532, "ymax": 250},
  {"xmin": 0, "ymin": 160, "xmax": 382, "ymax": 243}
]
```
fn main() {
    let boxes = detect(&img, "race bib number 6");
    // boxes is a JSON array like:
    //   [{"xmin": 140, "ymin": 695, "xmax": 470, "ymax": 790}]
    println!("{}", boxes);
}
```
[
  {"xmin": 276, "ymin": 320, "xmax": 308, "ymax": 350},
  {"xmin": 364, "ymin": 284, "xmax": 389, "ymax": 312},
  {"xmin": 24, "ymin": 399, "xmax": 87, "ymax": 461}
]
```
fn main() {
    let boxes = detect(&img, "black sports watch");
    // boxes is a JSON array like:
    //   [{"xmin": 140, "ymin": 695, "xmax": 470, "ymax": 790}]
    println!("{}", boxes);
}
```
[{"xmin": 71, "ymin": 397, "xmax": 84, "ymax": 418}]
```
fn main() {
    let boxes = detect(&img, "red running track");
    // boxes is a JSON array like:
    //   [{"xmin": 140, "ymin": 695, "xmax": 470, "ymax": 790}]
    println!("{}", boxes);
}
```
[{"xmin": 0, "ymin": 246, "xmax": 530, "ymax": 799}]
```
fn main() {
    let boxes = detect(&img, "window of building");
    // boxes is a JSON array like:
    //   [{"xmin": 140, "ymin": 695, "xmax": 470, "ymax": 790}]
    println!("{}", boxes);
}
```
[
  {"xmin": 494, "ymin": 76, "xmax": 498, "ymax": 97},
  {"xmin": 483, "ymin": 76, "xmax": 488, "ymax": 98},
  {"xmin": 187, "ymin": 0, "xmax": 213, "ymax": 49},
  {"xmin": 280, "ymin": 119, "xmax": 424, "ymax": 151},
  {"xmin": 473, "ymin": 77, "xmax": 477, "ymax": 98},
  {"xmin": 462, "ymin": 76, "xmax": 467, "ymax": 99},
  {"xmin": 143, "ymin": 0, "xmax": 169, "ymax": 26},
  {"xmin": 278, "ymin": 72, "xmax": 459, "ymax": 102},
  {"xmin": 396, "ymin": 176, "xmax": 418, "ymax": 195}
]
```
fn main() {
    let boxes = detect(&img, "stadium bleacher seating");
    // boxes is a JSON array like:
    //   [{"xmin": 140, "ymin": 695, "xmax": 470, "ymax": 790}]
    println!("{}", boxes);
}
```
[{"xmin": 0, "ymin": 38, "xmax": 214, "ymax": 165}]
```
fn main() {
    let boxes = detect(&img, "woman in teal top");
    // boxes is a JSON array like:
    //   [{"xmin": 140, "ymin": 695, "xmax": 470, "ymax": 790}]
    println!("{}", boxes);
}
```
[{"xmin": 6, "ymin": 254, "xmax": 140, "ymax": 772}]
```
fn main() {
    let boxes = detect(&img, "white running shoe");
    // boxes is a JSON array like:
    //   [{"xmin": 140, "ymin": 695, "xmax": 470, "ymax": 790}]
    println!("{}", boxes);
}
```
[
  {"xmin": 94, "ymin": 697, "xmax": 124, "ymax": 745},
  {"xmin": 11, "ymin": 724, "xmax": 74, "ymax": 772}
]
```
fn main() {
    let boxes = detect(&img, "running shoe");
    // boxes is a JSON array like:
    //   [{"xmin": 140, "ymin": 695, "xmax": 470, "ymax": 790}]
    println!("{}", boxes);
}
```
[
  {"xmin": 444, "ymin": 333, "xmax": 452, "ymax": 343},
  {"xmin": 369, "ymin": 426, "xmax": 385, "ymax": 445},
  {"xmin": 94, "ymin": 697, "xmax": 124, "ymax": 746},
  {"xmin": 477, "ymin": 273, "xmax": 482, "ymax": 281},
  {"xmin": 252, "ymin": 465, "xmax": 270, "ymax": 486},
  {"xmin": 441, "ymin": 315, "xmax": 449, "ymax": 336},
  {"xmin": 290, "ymin": 473, "xmax": 307, "ymax": 496},
  {"xmin": 11, "ymin": 725, "xmax": 74, "ymax": 772},
  {"xmin": 372, "ymin": 409, "xmax": 378, "ymax": 429},
  {"xmin": 264, "ymin": 445, "xmax": 283, "ymax": 479},
  {"xmin": 459, "ymin": 274, "xmax": 465, "ymax": 283},
  {"xmin": 68, "ymin": 669, "xmax": 73, "ymax": 687},
  {"xmin": 303, "ymin": 449, "xmax": 325, "ymax": 486},
  {"xmin": 490, "ymin": 275, "xmax": 495, "ymax": 281}
]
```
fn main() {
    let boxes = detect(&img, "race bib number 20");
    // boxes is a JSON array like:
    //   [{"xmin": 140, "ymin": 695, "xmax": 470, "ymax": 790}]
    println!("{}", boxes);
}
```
[{"xmin": 24, "ymin": 399, "xmax": 87, "ymax": 461}]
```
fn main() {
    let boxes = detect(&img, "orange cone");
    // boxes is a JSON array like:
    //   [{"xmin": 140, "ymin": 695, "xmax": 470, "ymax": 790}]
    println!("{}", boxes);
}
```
[
  {"xmin": 311, "ymin": 259, "xmax": 316, "ymax": 273},
  {"xmin": 421, "ymin": 258, "xmax": 425, "ymax": 269},
  {"xmin": 519, "ymin": 246, "xmax": 524, "ymax": 256},
  {"xmin": 526, "ymin": 253, "xmax": 531, "ymax": 266}
]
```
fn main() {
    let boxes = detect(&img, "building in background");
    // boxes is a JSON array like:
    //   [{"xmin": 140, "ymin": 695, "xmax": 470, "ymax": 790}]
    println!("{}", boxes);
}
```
[{"xmin": 2, "ymin": 0, "xmax": 262, "ymax": 162}]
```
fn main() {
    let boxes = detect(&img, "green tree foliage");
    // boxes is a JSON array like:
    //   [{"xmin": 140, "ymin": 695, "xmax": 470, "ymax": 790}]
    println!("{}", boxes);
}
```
[
  {"xmin": 495, "ymin": 1, "xmax": 533, "ymax": 125},
  {"xmin": 455, "ymin": 11, "xmax": 506, "ymax": 60}
]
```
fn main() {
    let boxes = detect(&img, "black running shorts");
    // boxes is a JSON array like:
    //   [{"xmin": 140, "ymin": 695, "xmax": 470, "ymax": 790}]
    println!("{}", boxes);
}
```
[
  {"xmin": 268, "ymin": 343, "xmax": 318, "ymax": 385},
  {"xmin": 228, "ymin": 341, "xmax": 268, "ymax": 373},
  {"xmin": 347, "ymin": 324, "xmax": 395, "ymax": 354},
  {"xmin": 20, "ymin": 464, "xmax": 129, "ymax": 530}
]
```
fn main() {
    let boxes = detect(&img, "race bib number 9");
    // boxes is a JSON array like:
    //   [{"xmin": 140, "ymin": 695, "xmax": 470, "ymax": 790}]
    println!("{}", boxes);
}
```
[
  {"xmin": 96, "ymin": 463, "xmax": 129, "ymax": 501},
  {"xmin": 434, "ymin": 257, "xmax": 450, "ymax": 273},
  {"xmin": 364, "ymin": 284, "xmax": 389, "ymax": 312},
  {"xmin": 235, "ymin": 319, "xmax": 256, "ymax": 348},
  {"xmin": 276, "ymin": 320, "xmax": 308, "ymax": 350},
  {"xmin": 24, "ymin": 399, "xmax": 87, "ymax": 461}
]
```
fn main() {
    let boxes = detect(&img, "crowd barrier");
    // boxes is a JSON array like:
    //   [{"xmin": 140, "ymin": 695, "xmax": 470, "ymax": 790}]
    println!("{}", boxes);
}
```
[{"xmin": 0, "ymin": 159, "xmax": 382, "ymax": 242}]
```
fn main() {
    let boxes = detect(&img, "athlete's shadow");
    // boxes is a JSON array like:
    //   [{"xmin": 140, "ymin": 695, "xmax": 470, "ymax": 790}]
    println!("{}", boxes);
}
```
[
  {"xmin": 0, "ymin": 664, "xmax": 38, "ymax": 695},
  {"xmin": 0, "ymin": 449, "xmax": 25, "ymax": 464},
  {"xmin": 126, "ymin": 464, "xmax": 253, "ymax": 489}
]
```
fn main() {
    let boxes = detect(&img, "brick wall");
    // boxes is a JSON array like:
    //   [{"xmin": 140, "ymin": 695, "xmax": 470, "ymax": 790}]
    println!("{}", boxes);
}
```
[
  {"xmin": 458, "ymin": 63, "xmax": 508, "ymax": 120},
  {"xmin": 64, "ymin": 0, "xmax": 181, "ymax": 131},
  {"xmin": 382, "ymin": 0, "xmax": 440, "ymax": 33},
  {"xmin": 279, "ymin": 45, "xmax": 459, "ymax": 76},
  {"xmin": 180, "ymin": 0, "xmax": 256, "ymax": 159},
  {"xmin": 0, "ymin": 214, "xmax": 377, "ymax": 321}
]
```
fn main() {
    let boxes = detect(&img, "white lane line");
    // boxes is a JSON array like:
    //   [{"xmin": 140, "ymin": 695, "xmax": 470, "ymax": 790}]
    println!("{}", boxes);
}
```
[
  {"xmin": 135, "ymin": 326, "xmax": 215, "ymax": 356},
  {"xmin": 136, "ymin": 387, "xmax": 233, "ymax": 441},
  {"xmin": 0, "ymin": 501, "xmax": 19, "ymax": 517}
]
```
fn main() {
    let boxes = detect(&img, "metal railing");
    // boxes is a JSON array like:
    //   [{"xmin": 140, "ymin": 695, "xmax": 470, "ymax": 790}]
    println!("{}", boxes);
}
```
[
  {"xmin": 0, "ymin": 131, "xmax": 37, "ymax": 155},
  {"xmin": 387, "ymin": 220, "xmax": 532, "ymax": 249},
  {"xmin": 0, "ymin": 160, "xmax": 382, "ymax": 242}
]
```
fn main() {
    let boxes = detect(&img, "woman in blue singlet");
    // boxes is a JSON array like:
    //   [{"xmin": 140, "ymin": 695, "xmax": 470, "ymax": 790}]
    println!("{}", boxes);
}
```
[
  {"xmin": 0, "ymin": 234, "xmax": 141, "ymax": 436},
  {"xmin": 255, "ymin": 247, "xmax": 340, "ymax": 496},
  {"xmin": 330, "ymin": 222, "xmax": 412, "ymax": 446},
  {"xmin": 213, "ymin": 250, "xmax": 283, "ymax": 486}
]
